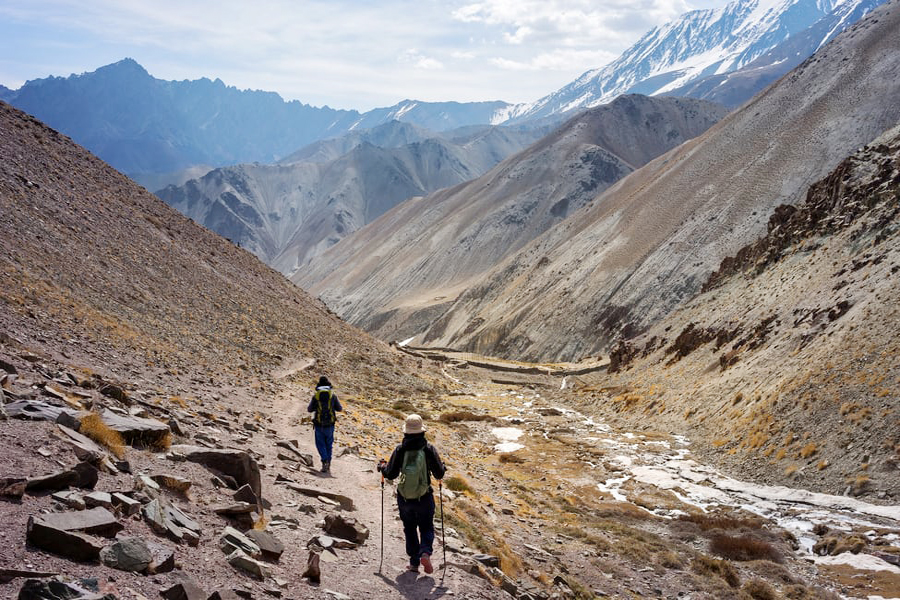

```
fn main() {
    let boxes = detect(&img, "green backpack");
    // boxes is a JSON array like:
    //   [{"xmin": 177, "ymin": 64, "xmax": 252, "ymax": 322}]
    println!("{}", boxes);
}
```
[{"xmin": 397, "ymin": 449, "xmax": 429, "ymax": 500}]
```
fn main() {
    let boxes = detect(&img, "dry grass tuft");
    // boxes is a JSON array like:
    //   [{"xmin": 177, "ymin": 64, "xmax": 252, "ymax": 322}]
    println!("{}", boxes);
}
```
[
  {"xmin": 438, "ymin": 410, "xmax": 495, "ymax": 424},
  {"xmin": 444, "ymin": 475, "xmax": 474, "ymax": 494},
  {"xmin": 498, "ymin": 453, "xmax": 525, "ymax": 464},
  {"xmin": 741, "ymin": 579, "xmax": 778, "ymax": 600},
  {"xmin": 799, "ymin": 442, "xmax": 817, "ymax": 458},
  {"xmin": 709, "ymin": 534, "xmax": 782, "ymax": 563},
  {"xmin": 79, "ymin": 412, "xmax": 126, "ymax": 459},
  {"xmin": 692, "ymin": 555, "xmax": 740, "ymax": 588},
  {"xmin": 150, "ymin": 430, "xmax": 173, "ymax": 451},
  {"xmin": 678, "ymin": 513, "xmax": 764, "ymax": 532}
]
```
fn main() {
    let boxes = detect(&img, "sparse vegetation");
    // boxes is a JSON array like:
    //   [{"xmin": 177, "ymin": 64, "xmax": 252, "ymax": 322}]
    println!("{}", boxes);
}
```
[
  {"xmin": 692, "ymin": 555, "xmax": 740, "ymax": 588},
  {"xmin": 438, "ymin": 410, "xmax": 496, "ymax": 423},
  {"xmin": 444, "ymin": 475, "xmax": 475, "ymax": 494},
  {"xmin": 709, "ymin": 534, "xmax": 782, "ymax": 562},
  {"xmin": 741, "ymin": 579, "xmax": 778, "ymax": 600},
  {"xmin": 79, "ymin": 413, "xmax": 126, "ymax": 459}
]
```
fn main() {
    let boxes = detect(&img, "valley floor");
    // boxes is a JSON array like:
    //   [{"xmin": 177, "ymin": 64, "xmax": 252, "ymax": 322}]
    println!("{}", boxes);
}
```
[{"xmin": 2, "ymin": 347, "xmax": 899, "ymax": 600}]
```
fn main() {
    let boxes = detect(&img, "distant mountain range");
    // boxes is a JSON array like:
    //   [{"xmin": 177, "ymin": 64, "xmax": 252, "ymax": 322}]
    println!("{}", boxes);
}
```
[
  {"xmin": 156, "ymin": 120, "xmax": 554, "ymax": 271},
  {"xmin": 2, "ymin": 0, "xmax": 885, "ymax": 184},
  {"xmin": 501, "ymin": 0, "xmax": 887, "ymax": 120},
  {"xmin": 3, "ymin": 59, "xmax": 517, "ymax": 179}
]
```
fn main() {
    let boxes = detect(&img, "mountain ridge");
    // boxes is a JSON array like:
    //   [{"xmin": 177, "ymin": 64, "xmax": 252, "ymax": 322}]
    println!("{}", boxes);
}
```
[
  {"xmin": 298, "ymin": 95, "xmax": 729, "ymax": 340},
  {"xmin": 503, "ymin": 0, "xmax": 887, "ymax": 121}
]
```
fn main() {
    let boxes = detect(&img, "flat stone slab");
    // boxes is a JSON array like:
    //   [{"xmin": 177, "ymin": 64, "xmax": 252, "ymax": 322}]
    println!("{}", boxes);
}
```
[
  {"xmin": 56, "ymin": 425, "xmax": 108, "ymax": 463},
  {"xmin": 6, "ymin": 399, "xmax": 75, "ymax": 422},
  {"xmin": 37, "ymin": 506, "xmax": 123, "ymax": 537},
  {"xmin": 219, "ymin": 526, "xmax": 261, "ymax": 558},
  {"xmin": 26, "ymin": 516, "xmax": 103, "ymax": 561},
  {"xmin": 276, "ymin": 482, "xmax": 354, "ymax": 511},
  {"xmin": 100, "ymin": 409, "xmax": 170, "ymax": 446},
  {"xmin": 244, "ymin": 529, "xmax": 284, "ymax": 562}
]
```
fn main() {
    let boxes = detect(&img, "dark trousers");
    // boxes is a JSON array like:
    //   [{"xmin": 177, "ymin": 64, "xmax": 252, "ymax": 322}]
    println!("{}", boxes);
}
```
[
  {"xmin": 397, "ymin": 492, "xmax": 435, "ymax": 567},
  {"xmin": 314, "ymin": 424, "xmax": 334, "ymax": 462}
]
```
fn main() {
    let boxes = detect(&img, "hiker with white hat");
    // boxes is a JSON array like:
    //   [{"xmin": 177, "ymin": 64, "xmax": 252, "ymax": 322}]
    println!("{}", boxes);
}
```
[{"xmin": 378, "ymin": 413, "xmax": 446, "ymax": 574}]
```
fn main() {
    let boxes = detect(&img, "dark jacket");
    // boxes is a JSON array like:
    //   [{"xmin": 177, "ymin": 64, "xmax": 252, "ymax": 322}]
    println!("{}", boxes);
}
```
[
  {"xmin": 307, "ymin": 385, "xmax": 342, "ymax": 426},
  {"xmin": 380, "ymin": 432, "xmax": 445, "ymax": 495}
]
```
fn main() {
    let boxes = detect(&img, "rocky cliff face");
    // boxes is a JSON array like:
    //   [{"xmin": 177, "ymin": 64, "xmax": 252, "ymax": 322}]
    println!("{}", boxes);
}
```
[{"xmin": 298, "ymin": 95, "xmax": 728, "ymax": 341}]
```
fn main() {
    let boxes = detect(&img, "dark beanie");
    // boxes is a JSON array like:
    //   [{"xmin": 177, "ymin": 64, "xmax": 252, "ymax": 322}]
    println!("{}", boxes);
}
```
[{"xmin": 317, "ymin": 376, "xmax": 331, "ymax": 387}]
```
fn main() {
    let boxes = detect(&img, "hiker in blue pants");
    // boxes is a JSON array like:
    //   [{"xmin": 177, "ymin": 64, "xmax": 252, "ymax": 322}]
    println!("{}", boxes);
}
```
[
  {"xmin": 307, "ymin": 376, "xmax": 342, "ymax": 473},
  {"xmin": 378, "ymin": 414, "xmax": 446, "ymax": 574}
]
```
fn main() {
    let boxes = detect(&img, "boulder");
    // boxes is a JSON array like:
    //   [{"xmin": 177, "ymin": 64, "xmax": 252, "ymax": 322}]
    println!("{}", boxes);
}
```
[
  {"xmin": 36, "ymin": 507, "xmax": 123, "ymax": 537},
  {"xmin": 0, "ymin": 477, "xmax": 26, "ymax": 499},
  {"xmin": 147, "ymin": 541, "xmax": 176, "ymax": 574},
  {"xmin": 171, "ymin": 446, "xmax": 261, "ymax": 498},
  {"xmin": 323, "ymin": 514, "xmax": 369, "ymax": 544},
  {"xmin": 244, "ymin": 530, "xmax": 284, "ymax": 562},
  {"xmin": 55, "ymin": 411, "xmax": 83, "ymax": 432},
  {"xmin": 160, "ymin": 580, "xmax": 207, "ymax": 600},
  {"xmin": 219, "ymin": 527, "xmax": 261, "ymax": 558},
  {"xmin": 26, "ymin": 516, "xmax": 103, "ymax": 561},
  {"xmin": 226, "ymin": 549, "xmax": 270, "ymax": 579},
  {"xmin": 99, "ymin": 536, "xmax": 152, "ymax": 572},
  {"xmin": 71, "ymin": 462, "xmax": 99, "ymax": 489},
  {"xmin": 99, "ymin": 410, "xmax": 169, "ymax": 447}
]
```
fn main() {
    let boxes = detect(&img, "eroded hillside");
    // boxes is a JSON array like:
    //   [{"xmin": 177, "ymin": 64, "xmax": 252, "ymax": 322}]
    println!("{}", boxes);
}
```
[{"xmin": 583, "ymin": 124, "xmax": 900, "ymax": 499}]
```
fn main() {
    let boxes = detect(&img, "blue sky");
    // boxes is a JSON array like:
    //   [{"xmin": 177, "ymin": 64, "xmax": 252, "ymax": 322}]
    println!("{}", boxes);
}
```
[{"xmin": 0, "ymin": 0, "xmax": 729, "ymax": 111}]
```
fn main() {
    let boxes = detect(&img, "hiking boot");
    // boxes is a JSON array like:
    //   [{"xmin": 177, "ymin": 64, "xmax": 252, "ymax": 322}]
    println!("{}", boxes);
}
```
[
  {"xmin": 420, "ymin": 553, "xmax": 433, "ymax": 574},
  {"xmin": 407, "ymin": 564, "xmax": 419, "ymax": 573},
  {"xmin": 322, "ymin": 460, "xmax": 330, "ymax": 473}
]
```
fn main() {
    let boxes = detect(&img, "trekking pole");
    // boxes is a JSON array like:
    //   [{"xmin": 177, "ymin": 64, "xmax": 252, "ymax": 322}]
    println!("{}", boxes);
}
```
[
  {"xmin": 379, "ymin": 468, "xmax": 385, "ymax": 575},
  {"xmin": 439, "ymin": 479, "xmax": 447, "ymax": 579}
]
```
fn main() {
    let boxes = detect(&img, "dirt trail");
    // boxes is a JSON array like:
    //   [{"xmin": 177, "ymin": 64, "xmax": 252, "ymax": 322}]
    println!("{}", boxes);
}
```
[{"xmin": 266, "ymin": 385, "xmax": 499, "ymax": 599}]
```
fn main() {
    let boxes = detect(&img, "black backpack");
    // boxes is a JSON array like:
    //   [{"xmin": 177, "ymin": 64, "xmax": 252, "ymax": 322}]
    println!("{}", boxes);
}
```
[{"xmin": 314, "ymin": 388, "xmax": 336, "ymax": 426}]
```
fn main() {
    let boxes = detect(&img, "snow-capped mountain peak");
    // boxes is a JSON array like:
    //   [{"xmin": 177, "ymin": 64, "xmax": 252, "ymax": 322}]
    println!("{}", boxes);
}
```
[{"xmin": 503, "ymin": 0, "xmax": 879, "ymax": 122}]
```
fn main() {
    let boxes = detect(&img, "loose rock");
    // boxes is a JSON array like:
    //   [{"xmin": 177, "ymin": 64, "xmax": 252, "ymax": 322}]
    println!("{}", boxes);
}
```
[{"xmin": 99, "ymin": 535, "xmax": 152, "ymax": 572}]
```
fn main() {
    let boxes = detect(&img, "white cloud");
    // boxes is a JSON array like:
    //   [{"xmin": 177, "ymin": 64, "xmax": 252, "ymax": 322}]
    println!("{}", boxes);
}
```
[
  {"xmin": 399, "ymin": 49, "xmax": 445, "ymax": 70},
  {"xmin": 0, "ymin": 0, "xmax": 731, "ymax": 110}
]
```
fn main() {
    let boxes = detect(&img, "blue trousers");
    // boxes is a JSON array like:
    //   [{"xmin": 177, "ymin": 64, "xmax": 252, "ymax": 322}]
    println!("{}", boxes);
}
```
[
  {"xmin": 314, "ymin": 425, "xmax": 335, "ymax": 462},
  {"xmin": 397, "ymin": 492, "xmax": 435, "ymax": 567}
]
